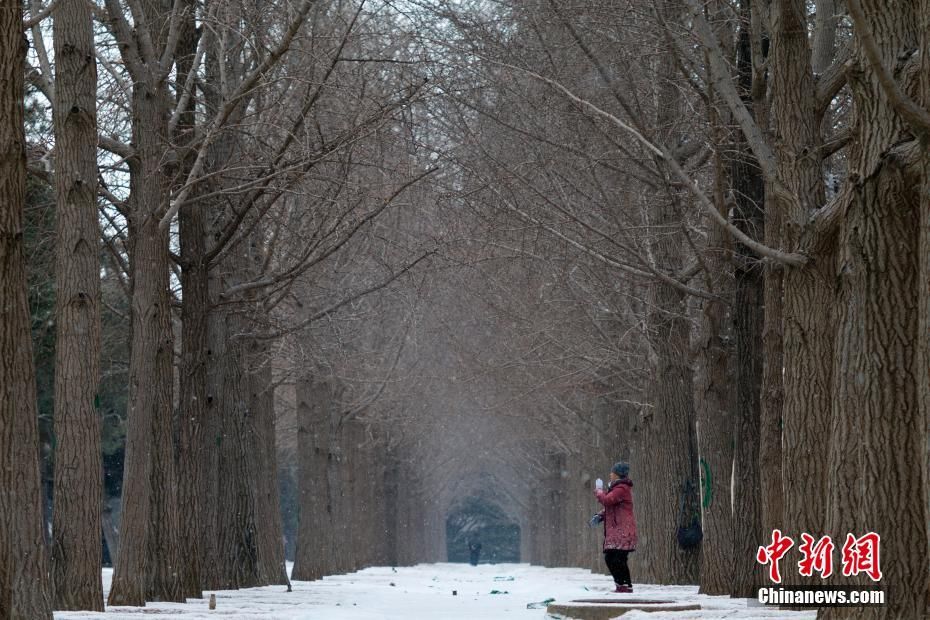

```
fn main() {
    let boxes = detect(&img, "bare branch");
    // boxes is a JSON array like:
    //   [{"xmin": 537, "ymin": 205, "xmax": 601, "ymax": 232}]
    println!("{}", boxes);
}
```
[
  {"xmin": 28, "ymin": 0, "xmax": 55, "ymax": 100},
  {"xmin": 167, "ymin": 19, "xmax": 208, "ymax": 136},
  {"xmin": 682, "ymin": 0, "xmax": 778, "ymax": 182},
  {"xmin": 481, "ymin": 178, "xmax": 720, "ymax": 300},
  {"xmin": 96, "ymin": 48, "xmax": 132, "ymax": 102},
  {"xmin": 159, "ymin": 0, "xmax": 320, "ymax": 229},
  {"xmin": 820, "ymin": 127, "xmax": 851, "ymax": 159},
  {"xmin": 158, "ymin": 0, "xmax": 186, "ymax": 78},
  {"xmin": 339, "ymin": 318, "xmax": 413, "ymax": 425},
  {"xmin": 22, "ymin": 0, "xmax": 59, "ymax": 29},
  {"xmin": 815, "ymin": 50, "xmax": 852, "ymax": 118},
  {"xmin": 493, "ymin": 61, "xmax": 808, "ymax": 267},
  {"xmin": 121, "ymin": 0, "xmax": 160, "ymax": 66},
  {"xmin": 243, "ymin": 250, "xmax": 435, "ymax": 342},
  {"xmin": 221, "ymin": 168, "xmax": 437, "ymax": 300},
  {"xmin": 98, "ymin": 134, "xmax": 133, "ymax": 160},
  {"xmin": 102, "ymin": 0, "xmax": 147, "ymax": 80},
  {"xmin": 846, "ymin": 0, "xmax": 930, "ymax": 135}
]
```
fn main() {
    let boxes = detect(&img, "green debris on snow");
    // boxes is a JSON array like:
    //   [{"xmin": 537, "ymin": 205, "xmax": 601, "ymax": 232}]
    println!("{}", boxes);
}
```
[{"xmin": 527, "ymin": 597, "xmax": 556, "ymax": 609}]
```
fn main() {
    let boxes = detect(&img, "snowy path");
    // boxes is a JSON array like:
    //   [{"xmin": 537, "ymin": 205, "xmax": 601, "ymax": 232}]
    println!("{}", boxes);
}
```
[{"xmin": 55, "ymin": 564, "xmax": 817, "ymax": 619}]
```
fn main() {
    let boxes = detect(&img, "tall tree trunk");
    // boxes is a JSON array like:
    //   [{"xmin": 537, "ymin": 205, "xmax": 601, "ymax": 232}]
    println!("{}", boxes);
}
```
[
  {"xmin": 49, "ymin": 0, "xmax": 103, "ymax": 610},
  {"xmin": 242, "ymin": 221, "xmax": 286, "ymax": 585},
  {"xmin": 919, "ymin": 2, "xmax": 930, "ymax": 613},
  {"xmin": 383, "ymin": 457, "xmax": 399, "ymax": 567},
  {"xmin": 176, "ymin": 0, "xmax": 207, "ymax": 598},
  {"xmin": 325, "ymin": 406, "xmax": 344, "ymax": 573},
  {"xmin": 633, "ymin": 0, "xmax": 700, "ymax": 585},
  {"xmin": 200, "ymin": 293, "xmax": 223, "ymax": 589},
  {"xmin": 105, "ymin": 0, "xmax": 185, "ymax": 604},
  {"xmin": 202, "ymin": 247, "xmax": 267, "ymax": 594},
  {"xmin": 248, "ymin": 340, "xmax": 288, "ymax": 584},
  {"xmin": 730, "ymin": 5, "xmax": 766, "ymax": 598},
  {"xmin": 695, "ymin": 171, "xmax": 735, "ymax": 595},
  {"xmin": 176, "ymin": 174, "xmax": 208, "ymax": 599},
  {"xmin": 208, "ymin": 305, "xmax": 261, "ymax": 589},
  {"xmin": 212, "ymin": 239, "xmax": 268, "ymax": 589},
  {"xmin": 769, "ymin": 0, "xmax": 836, "ymax": 558},
  {"xmin": 108, "ymin": 83, "xmax": 183, "ymax": 606},
  {"xmin": 292, "ymin": 373, "xmax": 334, "ymax": 581},
  {"xmin": 196, "ymin": 29, "xmax": 269, "ymax": 588},
  {"xmin": 747, "ymin": 0, "xmax": 787, "ymax": 565},
  {"xmin": 0, "ymin": 2, "xmax": 53, "ymax": 615},
  {"xmin": 825, "ymin": 2, "xmax": 928, "ymax": 616},
  {"xmin": 696, "ymin": 45, "xmax": 737, "ymax": 591},
  {"xmin": 636, "ymin": 203, "xmax": 700, "ymax": 587},
  {"xmin": 638, "ymin": 277, "xmax": 700, "ymax": 584}
]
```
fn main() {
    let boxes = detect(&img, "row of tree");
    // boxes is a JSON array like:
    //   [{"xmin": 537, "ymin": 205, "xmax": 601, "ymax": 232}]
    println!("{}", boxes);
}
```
[
  {"xmin": 3, "ymin": 0, "xmax": 434, "ymax": 617},
  {"xmin": 399, "ymin": 1, "xmax": 930, "ymax": 617},
  {"xmin": 3, "ymin": 1, "xmax": 930, "ymax": 619}
]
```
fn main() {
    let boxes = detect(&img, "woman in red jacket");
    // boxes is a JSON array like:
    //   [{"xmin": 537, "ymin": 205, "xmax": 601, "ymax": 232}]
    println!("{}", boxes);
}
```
[{"xmin": 592, "ymin": 461, "xmax": 637, "ymax": 593}]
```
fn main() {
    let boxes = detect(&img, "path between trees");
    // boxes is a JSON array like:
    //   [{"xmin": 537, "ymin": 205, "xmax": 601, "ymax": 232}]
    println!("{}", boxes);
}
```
[{"xmin": 54, "ymin": 563, "xmax": 816, "ymax": 619}]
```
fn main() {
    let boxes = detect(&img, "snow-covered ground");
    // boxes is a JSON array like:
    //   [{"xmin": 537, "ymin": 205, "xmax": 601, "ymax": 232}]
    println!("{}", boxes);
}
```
[{"xmin": 55, "ymin": 563, "xmax": 817, "ymax": 619}]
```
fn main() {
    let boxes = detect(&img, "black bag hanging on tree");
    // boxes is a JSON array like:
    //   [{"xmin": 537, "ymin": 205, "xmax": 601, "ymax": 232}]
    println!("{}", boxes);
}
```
[{"xmin": 676, "ymin": 479, "xmax": 703, "ymax": 549}]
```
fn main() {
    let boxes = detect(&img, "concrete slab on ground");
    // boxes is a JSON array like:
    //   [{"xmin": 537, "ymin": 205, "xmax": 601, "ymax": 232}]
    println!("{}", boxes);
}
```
[{"xmin": 547, "ymin": 598, "xmax": 702, "ymax": 619}]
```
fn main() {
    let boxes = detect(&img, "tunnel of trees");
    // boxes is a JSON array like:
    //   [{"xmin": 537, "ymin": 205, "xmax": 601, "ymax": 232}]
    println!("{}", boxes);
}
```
[
  {"xmin": 446, "ymin": 497, "xmax": 521, "ymax": 564},
  {"xmin": 2, "ymin": 0, "xmax": 930, "ymax": 619}
]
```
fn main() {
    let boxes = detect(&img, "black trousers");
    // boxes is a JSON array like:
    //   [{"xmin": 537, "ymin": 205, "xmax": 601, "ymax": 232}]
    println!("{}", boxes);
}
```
[{"xmin": 604, "ymin": 550, "xmax": 631, "ymax": 587}]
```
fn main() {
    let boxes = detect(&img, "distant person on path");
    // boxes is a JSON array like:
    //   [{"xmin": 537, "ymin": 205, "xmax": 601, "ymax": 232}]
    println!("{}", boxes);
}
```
[
  {"xmin": 590, "ymin": 461, "xmax": 637, "ymax": 593},
  {"xmin": 468, "ymin": 541, "xmax": 482, "ymax": 566}
]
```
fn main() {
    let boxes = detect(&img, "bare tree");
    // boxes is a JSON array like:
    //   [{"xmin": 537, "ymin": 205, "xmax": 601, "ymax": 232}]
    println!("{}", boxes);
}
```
[
  {"xmin": 49, "ymin": 0, "xmax": 103, "ymax": 610},
  {"xmin": 0, "ymin": 2, "xmax": 52, "ymax": 616}
]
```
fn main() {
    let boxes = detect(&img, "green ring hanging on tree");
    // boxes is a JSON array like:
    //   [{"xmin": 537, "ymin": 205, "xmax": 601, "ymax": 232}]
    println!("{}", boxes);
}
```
[{"xmin": 700, "ymin": 457, "xmax": 712, "ymax": 509}]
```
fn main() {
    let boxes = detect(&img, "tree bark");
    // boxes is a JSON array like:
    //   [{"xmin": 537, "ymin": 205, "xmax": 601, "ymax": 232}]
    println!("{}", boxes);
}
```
[
  {"xmin": 635, "ymin": 0, "xmax": 700, "ymax": 584},
  {"xmin": 208, "ymin": 305, "xmax": 261, "ymax": 589},
  {"xmin": 383, "ymin": 457, "xmax": 399, "ymax": 567},
  {"xmin": 176, "ymin": 169, "xmax": 208, "ymax": 598},
  {"xmin": 694, "ymin": 184, "xmax": 734, "ymax": 595},
  {"xmin": 769, "ymin": 0, "xmax": 836, "ymax": 559},
  {"xmin": 176, "ymin": 0, "xmax": 207, "ymax": 598},
  {"xmin": 325, "ymin": 405, "xmax": 345, "ymax": 573},
  {"xmin": 919, "ymin": 3, "xmax": 930, "ymax": 613},
  {"xmin": 49, "ymin": 0, "xmax": 103, "ymax": 610},
  {"xmin": 824, "ymin": 2, "xmax": 928, "ymax": 616},
  {"xmin": 730, "ymin": 4, "xmax": 766, "ymax": 598},
  {"xmin": 248, "ymin": 340, "xmax": 288, "ymax": 585},
  {"xmin": 105, "ymin": 0, "xmax": 185, "ymax": 605},
  {"xmin": 107, "ymin": 81, "xmax": 183, "ymax": 606},
  {"xmin": 811, "ymin": 0, "xmax": 839, "ymax": 74},
  {"xmin": 292, "ymin": 372, "xmax": 334, "ymax": 581},
  {"xmin": 0, "ymin": 2, "xmax": 53, "ymax": 615},
  {"xmin": 200, "ymin": 293, "xmax": 222, "ymax": 589},
  {"xmin": 696, "ymin": 46, "xmax": 737, "ymax": 592},
  {"xmin": 638, "ymin": 276, "xmax": 700, "ymax": 584},
  {"xmin": 746, "ymin": 0, "xmax": 788, "ymax": 568}
]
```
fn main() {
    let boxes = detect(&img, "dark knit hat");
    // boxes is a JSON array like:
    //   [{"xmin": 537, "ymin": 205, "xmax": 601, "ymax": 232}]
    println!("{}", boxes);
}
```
[{"xmin": 612, "ymin": 462, "xmax": 630, "ymax": 478}]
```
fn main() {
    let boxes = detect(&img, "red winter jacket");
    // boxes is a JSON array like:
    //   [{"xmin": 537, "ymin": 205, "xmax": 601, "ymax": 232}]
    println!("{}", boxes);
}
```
[{"xmin": 595, "ymin": 478, "xmax": 637, "ymax": 551}]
